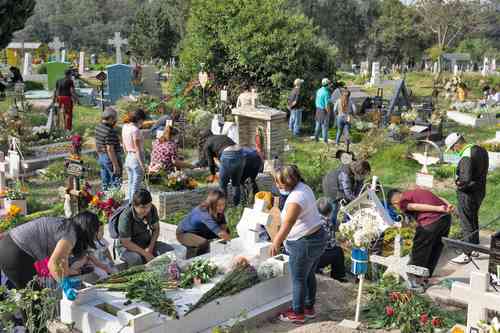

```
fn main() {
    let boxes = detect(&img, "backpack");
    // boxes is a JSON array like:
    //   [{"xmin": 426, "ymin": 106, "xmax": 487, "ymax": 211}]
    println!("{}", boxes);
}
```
[{"xmin": 108, "ymin": 202, "xmax": 131, "ymax": 239}]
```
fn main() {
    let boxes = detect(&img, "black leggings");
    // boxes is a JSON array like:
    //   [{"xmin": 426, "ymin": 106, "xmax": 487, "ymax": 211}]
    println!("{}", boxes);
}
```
[{"xmin": 0, "ymin": 234, "xmax": 37, "ymax": 289}]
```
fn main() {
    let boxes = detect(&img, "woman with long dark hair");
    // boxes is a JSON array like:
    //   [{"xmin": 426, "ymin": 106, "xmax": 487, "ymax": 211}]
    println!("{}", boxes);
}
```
[
  {"xmin": 176, "ymin": 189, "xmax": 231, "ymax": 258},
  {"xmin": 334, "ymin": 89, "xmax": 356, "ymax": 148},
  {"xmin": 0, "ymin": 211, "xmax": 100, "ymax": 288}
]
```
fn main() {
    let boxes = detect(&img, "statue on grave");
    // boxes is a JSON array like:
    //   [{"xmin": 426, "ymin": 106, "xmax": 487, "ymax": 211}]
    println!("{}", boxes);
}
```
[{"xmin": 236, "ymin": 87, "xmax": 260, "ymax": 109}]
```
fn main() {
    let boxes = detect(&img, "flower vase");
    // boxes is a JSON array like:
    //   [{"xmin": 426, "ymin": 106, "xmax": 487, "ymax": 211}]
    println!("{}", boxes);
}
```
[
  {"xmin": 5, "ymin": 199, "xmax": 27, "ymax": 215},
  {"xmin": 351, "ymin": 247, "xmax": 369, "ymax": 275}
]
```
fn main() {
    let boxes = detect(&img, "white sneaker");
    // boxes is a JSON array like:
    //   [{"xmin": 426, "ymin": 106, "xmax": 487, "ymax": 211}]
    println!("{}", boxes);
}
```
[
  {"xmin": 471, "ymin": 251, "xmax": 480, "ymax": 258},
  {"xmin": 450, "ymin": 253, "xmax": 471, "ymax": 265}
]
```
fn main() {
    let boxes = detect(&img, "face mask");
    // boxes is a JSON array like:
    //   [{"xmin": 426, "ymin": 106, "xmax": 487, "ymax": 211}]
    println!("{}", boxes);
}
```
[{"xmin": 279, "ymin": 189, "xmax": 290, "ymax": 196}]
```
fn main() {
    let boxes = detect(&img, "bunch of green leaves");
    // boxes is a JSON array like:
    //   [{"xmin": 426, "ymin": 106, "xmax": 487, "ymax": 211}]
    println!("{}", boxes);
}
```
[
  {"xmin": 180, "ymin": 259, "xmax": 218, "ymax": 289},
  {"xmin": 431, "ymin": 164, "xmax": 456, "ymax": 180},
  {"xmin": 162, "ymin": 209, "xmax": 188, "ymax": 226},
  {"xmin": 364, "ymin": 276, "xmax": 465, "ymax": 333}
]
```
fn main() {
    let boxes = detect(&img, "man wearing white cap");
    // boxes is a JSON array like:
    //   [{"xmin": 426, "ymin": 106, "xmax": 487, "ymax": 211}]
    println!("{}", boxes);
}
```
[
  {"xmin": 288, "ymin": 79, "xmax": 304, "ymax": 137},
  {"xmin": 445, "ymin": 133, "xmax": 489, "ymax": 264},
  {"xmin": 314, "ymin": 78, "xmax": 332, "ymax": 143}
]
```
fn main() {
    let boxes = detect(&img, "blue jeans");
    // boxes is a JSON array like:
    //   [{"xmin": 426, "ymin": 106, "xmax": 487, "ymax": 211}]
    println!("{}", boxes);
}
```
[
  {"xmin": 314, "ymin": 109, "xmax": 330, "ymax": 143},
  {"xmin": 219, "ymin": 150, "xmax": 245, "ymax": 206},
  {"xmin": 98, "ymin": 153, "xmax": 121, "ymax": 191},
  {"xmin": 285, "ymin": 228, "xmax": 328, "ymax": 313},
  {"xmin": 289, "ymin": 108, "xmax": 303, "ymax": 136},
  {"xmin": 330, "ymin": 200, "xmax": 340, "ymax": 227},
  {"xmin": 125, "ymin": 153, "xmax": 144, "ymax": 201},
  {"xmin": 336, "ymin": 116, "xmax": 350, "ymax": 145}
]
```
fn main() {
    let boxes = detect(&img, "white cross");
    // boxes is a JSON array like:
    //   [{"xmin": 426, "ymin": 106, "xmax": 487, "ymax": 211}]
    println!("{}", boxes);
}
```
[
  {"xmin": 0, "ymin": 152, "xmax": 6, "ymax": 194},
  {"xmin": 451, "ymin": 271, "xmax": 500, "ymax": 332},
  {"xmin": 48, "ymin": 37, "xmax": 65, "ymax": 62},
  {"xmin": 370, "ymin": 234, "xmax": 429, "ymax": 282},
  {"xmin": 108, "ymin": 32, "xmax": 128, "ymax": 64}
]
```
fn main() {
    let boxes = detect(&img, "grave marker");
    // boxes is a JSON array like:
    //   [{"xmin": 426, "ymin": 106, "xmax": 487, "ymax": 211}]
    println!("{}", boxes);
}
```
[
  {"xmin": 23, "ymin": 52, "xmax": 32, "ymax": 77},
  {"xmin": 360, "ymin": 61, "xmax": 369, "ymax": 77},
  {"xmin": 482, "ymin": 57, "xmax": 490, "ymax": 77},
  {"xmin": 450, "ymin": 271, "xmax": 500, "ymax": 332},
  {"xmin": 47, "ymin": 62, "xmax": 70, "ymax": 90},
  {"xmin": 108, "ymin": 32, "xmax": 128, "ymax": 65},
  {"xmin": 61, "ymin": 49, "xmax": 66, "ymax": 63},
  {"xmin": 48, "ymin": 37, "xmax": 65, "ymax": 62},
  {"xmin": 107, "ymin": 64, "xmax": 133, "ymax": 104},
  {"xmin": 0, "ymin": 152, "xmax": 6, "ymax": 194},
  {"xmin": 142, "ymin": 65, "xmax": 162, "ymax": 97},
  {"xmin": 79, "ymin": 52, "xmax": 85, "ymax": 75},
  {"xmin": 370, "ymin": 62, "xmax": 381, "ymax": 86}
]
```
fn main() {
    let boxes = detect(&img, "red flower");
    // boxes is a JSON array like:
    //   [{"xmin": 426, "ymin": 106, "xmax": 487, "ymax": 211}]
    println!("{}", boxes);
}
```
[
  {"xmin": 420, "ymin": 313, "xmax": 429, "ymax": 325},
  {"xmin": 431, "ymin": 317, "xmax": 442, "ymax": 328},
  {"xmin": 385, "ymin": 306, "xmax": 395, "ymax": 317},
  {"xmin": 96, "ymin": 191, "xmax": 104, "ymax": 198},
  {"xmin": 389, "ymin": 292, "xmax": 400, "ymax": 302}
]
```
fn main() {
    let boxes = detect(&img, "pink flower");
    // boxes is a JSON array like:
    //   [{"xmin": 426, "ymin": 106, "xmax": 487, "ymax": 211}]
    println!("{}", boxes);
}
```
[
  {"xmin": 420, "ymin": 313, "xmax": 429, "ymax": 325},
  {"xmin": 385, "ymin": 306, "xmax": 395, "ymax": 317}
]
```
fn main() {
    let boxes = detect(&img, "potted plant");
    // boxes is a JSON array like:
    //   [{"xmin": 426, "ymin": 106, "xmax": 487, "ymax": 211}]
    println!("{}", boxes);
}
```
[{"xmin": 5, "ymin": 181, "xmax": 27, "ymax": 215}]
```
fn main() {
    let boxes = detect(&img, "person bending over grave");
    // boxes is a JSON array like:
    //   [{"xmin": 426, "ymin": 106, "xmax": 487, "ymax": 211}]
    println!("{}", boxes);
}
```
[
  {"xmin": 8, "ymin": 66, "xmax": 23, "ymax": 84},
  {"xmin": 176, "ymin": 189, "xmax": 231, "ymax": 258},
  {"xmin": 445, "ymin": 133, "xmax": 489, "ymax": 264},
  {"xmin": 270, "ymin": 165, "xmax": 328, "ymax": 324},
  {"xmin": 117, "ymin": 189, "xmax": 172, "ymax": 267},
  {"xmin": 150, "ymin": 104, "xmax": 175, "ymax": 134},
  {"xmin": 148, "ymin": 125, "xmax": 193, "ymax": 175},
  {"xmin": 205, "ymin": 134, "xmax": 245, "ymax": 206},
  {"xmin": 241, "ymin": 147, "xmax": 264, "ymax": 196},
  {"xmin": 195, "ymin": 129, "xmax": 213, "ymax": 168},
  {"xmin": 54, "ymin": 69, "xmax": 77, "ymax": 131},
  {"xmin": 122, "ymin": 109, "xmax": 147, "ymax": 201},
  {"xmin": 322, "ymin": 160, "xmax": 371, "ymax": 226},
  {"xmin": 95, "ymin": 107, "xmax": 123, "ymax": 190},
  {"xmin": 0, "ymin": 211, "xmax": 100, "ymax": 289},
  {"xmin": 388, "ymin": 188, "xmax": 453, "ymax": 290},
  {"xmin": 316, "ymin": 197, "xmax": 346, "ymax": 282}
]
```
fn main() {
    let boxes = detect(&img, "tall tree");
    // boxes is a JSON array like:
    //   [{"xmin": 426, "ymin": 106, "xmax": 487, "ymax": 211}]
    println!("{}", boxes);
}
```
[{"xmin": 0, "ymin": 0, "xmax": 36, "ymax": 49}]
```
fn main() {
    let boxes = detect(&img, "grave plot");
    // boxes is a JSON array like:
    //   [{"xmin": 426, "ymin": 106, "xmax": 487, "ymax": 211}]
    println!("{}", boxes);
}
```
[
  {"xmin": 447, "ymin": 104, "xmax": 500, "ymax": 128},
  {"xmin": 61, "ymin": 206, "xmax": 292, "ymax": 333}
]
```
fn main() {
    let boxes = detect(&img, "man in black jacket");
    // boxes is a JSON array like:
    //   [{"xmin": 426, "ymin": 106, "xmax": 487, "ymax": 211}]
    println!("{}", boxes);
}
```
[{"xmin": 445, "ymin": 133, "xmax": 489, "ymax": 264}]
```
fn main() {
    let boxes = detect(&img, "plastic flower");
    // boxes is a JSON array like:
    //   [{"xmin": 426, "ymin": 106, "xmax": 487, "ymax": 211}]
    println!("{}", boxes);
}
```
[
  {"xmin": 90, "ymin": 196, "xmax": 100, "ymax": 206},
  {"xmin": 389, "ymin": 292, "xmax": 400, "ymax": 302},
  {"xmin": 7, "ymin": 205, "xmax": 21, "ymax": 217},
  {"xmin": 385, "ymin": 306, "xmax": 395, "ymax": 317},
  {"xmin": 431, "ymin": 317, "xmax": 443, "ymax": 328},
  {"xmin": 420, "ymin": 313, "xmax": 429, "ymax": 325}
]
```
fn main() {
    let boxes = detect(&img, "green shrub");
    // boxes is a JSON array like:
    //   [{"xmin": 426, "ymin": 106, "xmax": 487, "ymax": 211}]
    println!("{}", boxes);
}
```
[
  {"xmin": 431, "ymin": 164, "xmax": 456, "ymax": 180},
  {"xmin": 24, "ymin": 80, "xmax": 45, "ymax": 91},
  {"xmin": 37, "ymin": 63, "xmax": 47, "ymax": 74}
]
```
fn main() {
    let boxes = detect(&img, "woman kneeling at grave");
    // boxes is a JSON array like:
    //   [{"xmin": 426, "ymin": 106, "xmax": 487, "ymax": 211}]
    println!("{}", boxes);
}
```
[
  {"xmin": 270, "ymin": 165, "xmax": 328, "ymax": 324},
  {"xmin": 176, "ymin": 189, "xmax": 231, "ymax": 258},
  {"xmin": 0, "ymin": 211, "xmax": 100, "ymax": 289},
  {"xmin": 148, "ymin": 125, "xmax": 193, "ymax": 176}
]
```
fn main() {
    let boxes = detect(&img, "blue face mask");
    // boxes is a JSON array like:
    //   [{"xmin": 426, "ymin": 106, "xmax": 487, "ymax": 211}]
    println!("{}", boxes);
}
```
[{"xmin": 279, "ymin": 189, "xmax": 290, "ymax": 196}]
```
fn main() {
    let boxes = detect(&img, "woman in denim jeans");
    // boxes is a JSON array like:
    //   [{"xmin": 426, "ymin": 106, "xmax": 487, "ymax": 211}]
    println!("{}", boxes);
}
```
[
  {"xmin": 269, "ymin": 165, "xmax": 328, "ymax": 324},
  {"xmin": 122, "ymin": 109, "xmax": 146, "ymax": 201},
  {"xmin": 334, "ymin": 89, "xmax": 356, "ymax": 147}
]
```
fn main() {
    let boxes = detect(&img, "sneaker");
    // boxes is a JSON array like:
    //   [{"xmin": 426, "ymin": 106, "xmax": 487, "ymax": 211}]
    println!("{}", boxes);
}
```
[
  {"xmin": 450, "ymin": 253, "xmax": 471, "ymax": 265},
  {"xmin": 304, "ymin": 307, "xmax": 316, "ymax": 319},
  {"xmin": 279, "ymin": 309, "xmax": 305, "ymax": 324},
  {"xmin": 471, "ymin": 251, "xmax": 480, "ymax": 258}
]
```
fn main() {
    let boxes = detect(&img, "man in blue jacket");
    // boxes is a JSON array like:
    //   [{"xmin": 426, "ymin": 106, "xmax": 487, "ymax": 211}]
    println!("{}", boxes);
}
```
[{"xmin": 314, "ymin": 78, "xmax": 332, "ymax": 143}]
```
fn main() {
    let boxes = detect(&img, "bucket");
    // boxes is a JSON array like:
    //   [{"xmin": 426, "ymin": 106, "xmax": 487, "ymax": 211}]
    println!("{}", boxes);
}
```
[{"xmin": 351, "ymin": 247, "xmax": 369, "ymax": 275}]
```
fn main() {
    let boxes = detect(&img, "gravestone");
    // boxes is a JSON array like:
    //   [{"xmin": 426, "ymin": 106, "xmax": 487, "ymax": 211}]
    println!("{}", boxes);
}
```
[
  {"xmin": 108, "ymin": 32, "xmax": 128, "ymax": 65},
  {"xmin": 453, "ymin": 64, "xmax": 459, "ymax": 75},
  {"xmin": 360, "ymin": 61, "xmax": 369, "ymax": 77},
  {"xmin": 492, "ymin": 59, "xmax": 497, "ymax": 72},
  {"xmin": 6, "ymin": 49, "xmax": 19, "ymax": 67},
  {"xmin": 48, "ymin": 37, "xmax": 65, "ymax": 62},
  {"xmin": 79, "ymin": 52, "xmax": 85, "ymax": 75},
  {"xmin": 370, "ymin": 62, "xmax": 381, "ymax": 85},
  {"xmin": 23, "ymin": 52, "xmax": 32, "ymax": 77},
  {"xmin": 433, "ymin": 62, "xmax": 438, "ymax": 74},
  {"xmin": 482, "ymin": 57, "xmax": 490, "ymax": 77},
  {"xmin": 142, "ymin": 65, "xmax": 162, "ymax": 97},
  {"xmin": 47, "ymin": 62, "xmax": 70, "ymax": 90},
  {"xmin": 450, "ymin": 271, "xmax": 500, "ymax": 332},
  {"xmin": 107, "ymin": 64, "xmax": 133, "ymax": 104},
  {"xmin": 90, "ymin": 54, "xmax": 97, "ymax": 65},
  {"xmin": 387, "ymin": 80, "xmax": 411, "ymax": 115},
  {"xmin": 0, "ymin": 152, "xmax": 6, "ymax": 195}
]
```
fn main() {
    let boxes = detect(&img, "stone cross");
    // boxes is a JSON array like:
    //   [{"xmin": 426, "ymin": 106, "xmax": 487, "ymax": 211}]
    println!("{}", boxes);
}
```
[
  {"xmin": 450, "ymin": 271, "xmax": 500, "ymax": 332},
  {"xmin": 370, "ymin": 234, "xmax": 429, "ymax": 282},
  {"xmin": 48, "ymin": 37, "xmax": 65, "ymax": 62},
  {"xmin": 108, "ymin": 32, "xmax": 128, "ymax": 64},
  {"xmin": 23, "ymin": 52, "xmax": 32, "ymax": 77},
  {"xmin": 79, "ymin": 51, "xmax": 85, "ymax": 74}
]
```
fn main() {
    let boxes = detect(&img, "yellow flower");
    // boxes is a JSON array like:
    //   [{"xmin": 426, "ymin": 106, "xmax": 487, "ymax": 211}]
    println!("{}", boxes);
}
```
[
  {"xmin": 90, "ymin": 196, "xmax": 100, "ymax": 206},
  {"xmin": 7, "ymin": 205, "xmax": 21, "ymax": 217}
]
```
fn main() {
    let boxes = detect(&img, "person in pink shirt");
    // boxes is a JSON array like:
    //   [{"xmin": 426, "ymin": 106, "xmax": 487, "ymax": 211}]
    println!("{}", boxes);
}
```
[{"xmin": 122, "ymin": 109, "xmax": 146, "ymax": 201}]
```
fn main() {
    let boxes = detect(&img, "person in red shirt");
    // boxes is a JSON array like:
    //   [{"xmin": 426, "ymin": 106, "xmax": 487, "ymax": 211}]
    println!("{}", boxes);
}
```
[{"xmin": 388, "ymin": 188, "xmax": 454, "ymax": 288}]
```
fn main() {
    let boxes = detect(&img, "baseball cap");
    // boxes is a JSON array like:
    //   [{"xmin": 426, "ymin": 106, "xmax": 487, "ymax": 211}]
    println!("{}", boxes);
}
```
[
  {"xmin": 102, "ymin": 107, "xmax": 117, "ymax": 120},
  {"xmin": 294, "ymin": 78, "xmax": 304, "ymax": 86},
  {"xmin": 445, "ymin": 133, "xmax": 463, "ymax": 151},
  {"xmin": 321, "ymin": 78, "xmax": 330, "ymax": 86}
]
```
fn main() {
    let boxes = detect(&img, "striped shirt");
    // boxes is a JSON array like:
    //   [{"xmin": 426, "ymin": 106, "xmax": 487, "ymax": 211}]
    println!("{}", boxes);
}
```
[{"xmin": 95, "ymin": 123, "xmax": 122, "ymax": 154}]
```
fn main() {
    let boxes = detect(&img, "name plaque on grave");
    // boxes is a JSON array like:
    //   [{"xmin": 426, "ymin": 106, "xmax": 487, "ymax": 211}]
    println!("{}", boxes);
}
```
[{"xmin": 66, "ymin": 159, "xmax": 84, "ymax": 177}]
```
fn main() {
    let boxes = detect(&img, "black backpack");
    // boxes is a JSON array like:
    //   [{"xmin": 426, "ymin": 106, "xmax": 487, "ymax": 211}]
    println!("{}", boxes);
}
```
[{"xmin": 108, "ymin": 202, "xmax": 131, "ymax": 239}]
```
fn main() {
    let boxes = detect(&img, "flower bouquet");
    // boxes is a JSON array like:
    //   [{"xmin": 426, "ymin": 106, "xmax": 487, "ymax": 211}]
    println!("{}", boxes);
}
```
[
  {"xmin": 0, "ymin": 205, "xmax": 24, "ymax": 233},
  {"xmin": 165, "ymin": 170, "xmax": 198, "ymax": 191},
  {"xmin": 338, "ymin": 208, "xmax": 383, "ymax": 249},
  {"xmin": 479, "ymin": 317, "xmax": 500, "ymax": 333},
  {"xmin": 88, "ymin": 189, "xmax": 124, "ymax": 224},
  {"xmin": 4, "ymin": 181, "xmax": 28, "ymax": 215}
]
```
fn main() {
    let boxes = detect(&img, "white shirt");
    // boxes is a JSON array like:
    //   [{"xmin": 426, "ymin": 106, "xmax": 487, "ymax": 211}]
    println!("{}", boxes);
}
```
[{"xmin": 282, "ymin": 182, "xmax": 322, "ymax": 241}]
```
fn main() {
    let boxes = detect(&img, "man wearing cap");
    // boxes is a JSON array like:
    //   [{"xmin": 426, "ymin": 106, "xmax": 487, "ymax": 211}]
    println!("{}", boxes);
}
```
[
  {"xmin": 445, "ymin": 133, "xmax": 489, "ymax": 264},
  {"xmin": 288, "ymin": 79, "xmax": 305, "ymax": 137},
  {"xmin": 314, "ymin": 78, "xmax": 332, "ymax": 143},
  {"xmin": 95, "ymin": 108, "xmax": 123, "ymax": 190}
]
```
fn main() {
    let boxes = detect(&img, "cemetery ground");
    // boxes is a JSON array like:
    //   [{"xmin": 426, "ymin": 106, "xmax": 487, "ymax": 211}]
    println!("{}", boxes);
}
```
[{"xmin": 2, "ymin": 71, "xmax": 500, "ymax": 332}]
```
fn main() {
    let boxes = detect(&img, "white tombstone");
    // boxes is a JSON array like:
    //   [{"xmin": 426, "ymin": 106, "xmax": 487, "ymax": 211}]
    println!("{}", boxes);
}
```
[
  {"xmin": 60, "ymin": 49, "xmax": 66, "ymax": 63},
  {"xmin": 360, "ymin": 61, "xmax": 369, "ymax": 77},
  {"xmin": 453, "ymin": 64, "xmax": 459, "ymax": 75},
  {"xmin": 450, "ymin": 271, "xmax": 500, "ymax": 332},
  {"xmin": 0, "ymin": 152, "xmax": 6, "ymax": 194},
  {"xmin": 78, "ymin": 51, "xmax": 85, "ymax": 74},
  {"xmin": 433, "ymin": 62, "xmax": 438, "ymax": 74},
  {"xmin": 22, "ymin": 52, "xmax": 32, "ymax": 77},
  {"xmin": 370, "ymin": 62, "xmax": 381, "ymax": 86},
  {"xmin": 482, "ymin": 57, "xmax": 490, "ymax": 77},
  {"xmin": 48, "ymin": 37, "xmax": 65, "ymax": 62},
  {"xmin": 492, "ymin": 58, "xmax": 497, "ymax": 73},
  {"xmin": 108, "ymin": 32, "xmax": 128, "ymax": 64}
]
